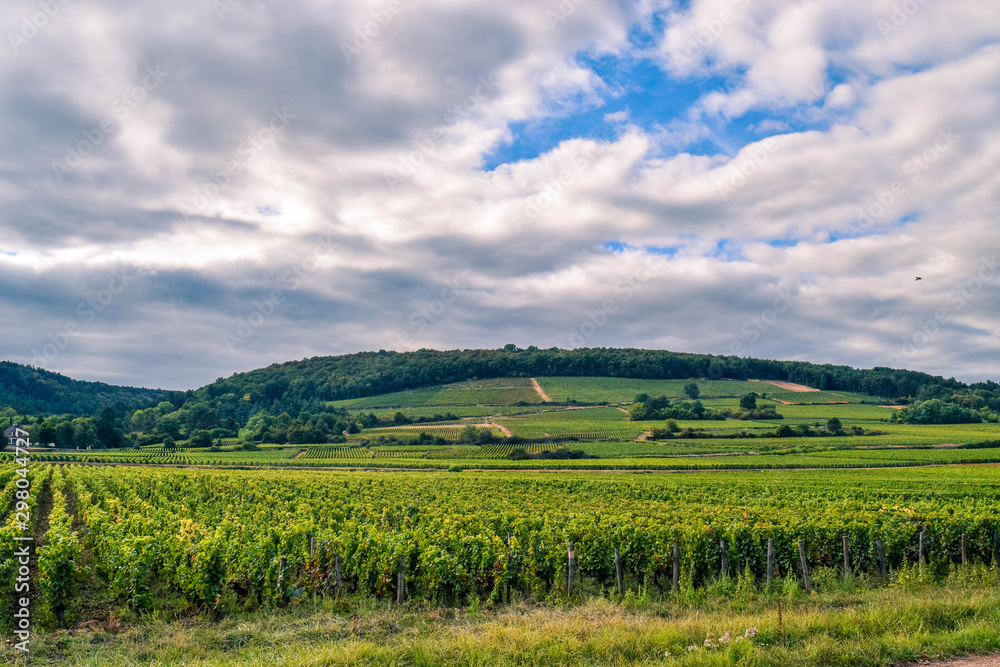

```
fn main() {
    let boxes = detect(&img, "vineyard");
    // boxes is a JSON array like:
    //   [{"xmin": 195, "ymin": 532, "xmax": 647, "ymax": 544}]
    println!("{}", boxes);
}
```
[
  {"xmin": 533, "ymin": 377, "xmax": 881, "ymax": 405},
  {"xmin": 11, "ymin": 440, "xmax": 1000, "ymax": 472},
  {"xmin": 302, "ymin": 446, "xmax": 373, "ymax": 459},
  {"xmin": 330, "ymin": 378, "xmax": 543, "ymax": 409},
  {"xmin": 5, "ymin": 378, "xmax": 1000, "ymax": 485},
  {"xmin": 353, "ymin": 424, "xmax": 504, "ymax": 440},
  {"xmin": 324, "ymin": 378, "xmax": 998, "ymax": 448},
  {"xmin": 301, "ymin": 443, "xmax": 563, "ymax": 461},
  {"xmin": 3, "ymin": 463, "xmax": 1000, "ymax": 633},
  {"xmin": 496, "ymin": 407, "xmax": 646, "ymax": 440}
]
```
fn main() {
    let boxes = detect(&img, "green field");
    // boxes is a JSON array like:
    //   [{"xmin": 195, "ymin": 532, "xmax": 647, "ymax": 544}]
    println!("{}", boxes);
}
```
[
  {"xmin": 330, "ymin": 378, "xmax": 543, "ymax": 409},
  {"xmin": 770, "ymin": 403, "xmax": 898, "ymax": 421},
  {"xmin": 10, "ymin": 463, "xmax": 1000, "ymax": 617},
  {"xmin": 534, "ymin": 377, "xmax": 884, "ymax": 404},
  {"xmin": 327, "ymin": 377, "xmax": 886, "ymax": 410},
  {"xmin": 9, "ymin": 374, "xmax": 1000, "ymax": 666},
  {"xmin": 26, "ymin": 376, "xmax": 1000, "ymax": 471},
  {"xmin": 8, "ymin": 462, "xmax": 1000, "ymax": 665},
  {"xmin": 354, "ymin": 424, "xmax": 505, "ymax": 440},
  {"xmin": 342, "ymin": 404, "xmax": 558, "ymax": 420}
]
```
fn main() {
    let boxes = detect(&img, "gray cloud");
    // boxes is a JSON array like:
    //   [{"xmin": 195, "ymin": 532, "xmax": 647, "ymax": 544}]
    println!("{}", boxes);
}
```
[{"xmin": 0, "ymin": 0, "xmax": 999, "ymax": 389}]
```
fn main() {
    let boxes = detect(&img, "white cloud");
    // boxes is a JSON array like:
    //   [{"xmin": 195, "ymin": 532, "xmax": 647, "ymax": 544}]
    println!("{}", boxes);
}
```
[{"xmin": 1, "ymin": 0, "xmax": 999, "ymax": 387}]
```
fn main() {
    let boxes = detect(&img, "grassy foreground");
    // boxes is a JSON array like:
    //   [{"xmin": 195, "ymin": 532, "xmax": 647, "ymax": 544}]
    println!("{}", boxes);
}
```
[{"xmin": 12, "ymin": 569, "xmax": 1000, "ymax": 666}]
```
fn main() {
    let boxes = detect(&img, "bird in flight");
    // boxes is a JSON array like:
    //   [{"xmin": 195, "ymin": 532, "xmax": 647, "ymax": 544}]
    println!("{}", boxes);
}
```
[{"xmin": 915, "ymin": 277, "xmax": 923, "ymax": 281}]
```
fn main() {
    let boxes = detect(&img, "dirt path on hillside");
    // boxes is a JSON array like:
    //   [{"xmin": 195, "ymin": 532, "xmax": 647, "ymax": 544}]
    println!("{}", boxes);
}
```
[
  {"xmin": 489, "ymin": 421, "xmax": 512, "ymax": 437},
  {"xmin": 750, "ymin": 379, "xmax": 820, "ymax": 392},
  {"xmin": 530, "ymin": 378, "xmax": 552, "ymax": 402},
  {"xmin": 910, "ymin": 655, "xmax": 1000, "ymax": 666}
]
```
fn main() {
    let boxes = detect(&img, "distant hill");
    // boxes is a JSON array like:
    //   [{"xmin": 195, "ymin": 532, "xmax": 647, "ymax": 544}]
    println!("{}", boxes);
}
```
[
  {"xmin": 0, "ymin": 361, "xmax": 180, "ymax": 416},
  {"xmin": 191, "ymin": 346, "xmax": 976, "ymax": 414},
  {"xmin": 3, "ymin": 347, "xmax": 988, "ymax": 421}
]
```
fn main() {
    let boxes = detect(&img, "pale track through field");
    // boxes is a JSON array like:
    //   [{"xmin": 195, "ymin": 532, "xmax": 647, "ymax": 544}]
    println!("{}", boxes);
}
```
[
  {"xmin": 749, "ymin": 379, "xmax": 820, "ymax": 392},
  {"xmin": 488, "ymin": 420, "xmax": 512, "ymax": 437},
  {"xmin": 911, "ymin": 656, "xmax": 1000, "ymax": 666},
  {"xmin": 530, "ymin": 378, "xmax": 552, "ymax": 402}
]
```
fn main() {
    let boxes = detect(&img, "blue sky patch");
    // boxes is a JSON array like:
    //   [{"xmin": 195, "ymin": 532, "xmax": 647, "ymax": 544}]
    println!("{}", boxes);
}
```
[
  {"xmin": 603, "ymin": 241, "xmax": 637, "ymax": 253},
  {"xmin": 481, "ymin": 35, "xmax": 847, "ymax": 172},
  {"xmin": 646, "ymin": 245, "xmax": 680, "ymax": 256}
]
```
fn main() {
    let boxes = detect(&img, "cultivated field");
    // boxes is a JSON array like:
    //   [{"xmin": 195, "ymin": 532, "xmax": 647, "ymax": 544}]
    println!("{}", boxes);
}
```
[
  {"xmin": 5, "ymin": 463, "xmax": 1000, "ymax": 665},
  {"xmin": 21, "ymin": 377, "xmax": 1000, "ymax": 471},
  {"xmin": 6, "ymin": 376, "xmax": 1000, "ymax": 666}
]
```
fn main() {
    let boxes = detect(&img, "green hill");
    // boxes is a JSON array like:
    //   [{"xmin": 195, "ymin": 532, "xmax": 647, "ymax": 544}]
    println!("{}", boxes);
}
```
[
  {"xmin": 1, "ymin": 346, "xmax": 993, "ymax": 427},
  {"xmin": 192, "ymin": 346, "xmax": 970, "ymax": 414},
  {"xmin": 0, "ymin": 361, "xmax": 179, "ymax": 416}
]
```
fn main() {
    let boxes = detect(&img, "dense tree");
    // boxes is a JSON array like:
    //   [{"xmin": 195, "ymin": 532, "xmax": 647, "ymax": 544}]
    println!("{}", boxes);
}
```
[
  {"xmin": 129, "ymin": 408, "xmax": 158, "ymax": 433},
  {"xmin": 37, "ymin": 420, "xmax": 57, "ymax": 446},
  {"xmin": 189, "ymin": 430, "xmax": 213, "ymax": 448},
  {"xmin": 95, "ymin": 406, "xmax": 125, "ymax": 448},
  {"xmin": 683, "ymin": 382, "xmax": 700, "ymax": 399},
  {"xmin": 156, "ymin": 414, "xmax": 182, "ymax": 440},
  {"xmin": 71, "ymin": 418, "xmax": 99, "ymax": 449},
  {"xmin": 892, "ymin": 399, "xmax": 990, "ymax": 424},
  {"xmin": 458, "ymin": 425, "xmax": 492, "ymax": 445},
  {"xmin": 56, "ymin": 422, "xmax": 74, "ymax": 448},
  {"xmin": 740, "ymin": 393, "xmax": 758, "ymax": 411},
  {"xmin": 627, "ymin": 396, "xmax": 723, "ymax": 421},
  {"xmin": 0, "ymin": 361, "xmax": 177, "ymax": 416}
]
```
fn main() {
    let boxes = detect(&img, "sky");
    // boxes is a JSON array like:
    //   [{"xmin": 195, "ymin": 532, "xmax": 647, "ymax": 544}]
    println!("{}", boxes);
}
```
[{"xmin": 1, "ymin": 0, "xmax": 999, "ymax": 390}]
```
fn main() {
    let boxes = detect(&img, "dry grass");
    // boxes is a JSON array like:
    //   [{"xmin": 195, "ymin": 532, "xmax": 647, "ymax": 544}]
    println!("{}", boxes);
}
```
[{"xmin": 11, "ymin": 574, "xmax": 1000, "ymax": 666}]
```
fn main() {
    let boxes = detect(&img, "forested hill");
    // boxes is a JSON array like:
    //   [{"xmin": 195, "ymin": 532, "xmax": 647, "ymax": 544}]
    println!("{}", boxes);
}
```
[
  {"xmin": 3, "ymin": 347, "xmax": 991, "ymax": 420},
  {"xmin": 195, "ymin": 346, "xmax": 979, "ymax": 410},
  {"xmin": 0, "ymin": 362, "xmax": 179, "ymax": 416}
]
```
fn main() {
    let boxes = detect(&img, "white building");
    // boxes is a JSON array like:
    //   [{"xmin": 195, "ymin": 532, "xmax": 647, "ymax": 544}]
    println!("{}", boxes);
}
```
[{"xmin": 4, "ymin": 423, "xmax": 29, "ymax": 448}]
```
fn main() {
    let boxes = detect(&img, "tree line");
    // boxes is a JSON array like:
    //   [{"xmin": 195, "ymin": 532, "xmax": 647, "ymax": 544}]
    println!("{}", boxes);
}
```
[{"xmin": 4, "ymin": 346, "xmax": 1000, "ymax": 446}]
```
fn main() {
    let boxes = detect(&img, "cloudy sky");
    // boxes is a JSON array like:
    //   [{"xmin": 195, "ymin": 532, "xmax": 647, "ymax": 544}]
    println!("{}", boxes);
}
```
[{"xmin": 1, "ymin": 0, "xmax": 999, "ymax": 389}]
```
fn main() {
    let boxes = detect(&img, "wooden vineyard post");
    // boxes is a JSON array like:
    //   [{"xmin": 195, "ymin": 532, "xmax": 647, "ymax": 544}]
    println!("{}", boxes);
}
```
[
  {"xmin": 919, "ymin": 529, "xmax": 925, "ymax": 568},
  {"xmin": 798, "ymin": 540, "xmax": 811, "ymax": 591},
  {"xmin": 278, "ymin": 556, "xmax": 287, "ymax": 598},
  {"xmin": 843, "ymin": 535, "xmax": 851, "ymax": 578},
  {"xmin": 875, "ymin": 538, "xmax": 888, "ymax": 577},
  {"xmin": 335, "ymin": 555, "xmax": 343, "ymax": 599},
  {"xmin": 720, "ymin": 539, "xmax": 727, "ymax": 580},
  {"xmin": 397, "ymin": 555, "xmax": 405, "ymax": 605},
  {"xmin": 994, "ymin": 531, "xmax": 1000, "ymax": 569},
  {"xmin": 506, "ymin": 531, "xmax": 512, "ymax": 604},
  {"xmin": 961, "ymin": 534, "xmax": 967, "ymax": 566},
  {"xmin": 614, "ymin": 546, "xmax": 624, "ymax": 598},
  {"xmin": 672, "ymin": 542, "xmax": 680, "ymax": 593},
  {"xmin": 567, "ymin": 542, "xmax": 575, "ymax": 596},
  {"xmin": 766, "ymin": 538, "xmax": 774, "ymax": 583}
]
